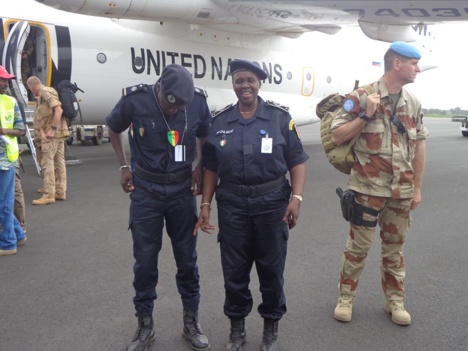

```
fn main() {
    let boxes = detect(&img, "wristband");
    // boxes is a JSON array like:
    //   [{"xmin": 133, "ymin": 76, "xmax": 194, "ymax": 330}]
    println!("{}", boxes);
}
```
[
  {"xmin": 292, "ymin": 194, "xmax": 303, "ymax": 202},
  {"xmin": 200, "ymin": 202, "xmax": 211, "ymax": 209},
  {"xmin": 119, "ymin": 165, "xmax": 130, "ymax": 171}
]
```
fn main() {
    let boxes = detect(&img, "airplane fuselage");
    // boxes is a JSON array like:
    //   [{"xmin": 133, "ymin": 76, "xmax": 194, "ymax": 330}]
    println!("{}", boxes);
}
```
[{"xmin": 1, "ymin": 3, "xmax": 340, "ymax": 126}]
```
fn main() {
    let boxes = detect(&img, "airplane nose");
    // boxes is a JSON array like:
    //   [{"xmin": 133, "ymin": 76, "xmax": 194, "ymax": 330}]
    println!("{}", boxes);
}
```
[{"xmin": 419, "ymin": 63, "xmax": 438, "ymax": 72}]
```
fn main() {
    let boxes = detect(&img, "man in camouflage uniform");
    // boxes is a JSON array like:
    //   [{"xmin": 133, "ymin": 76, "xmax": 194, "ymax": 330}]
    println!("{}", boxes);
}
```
[
  {"xmin": 330, "ymin": 42, "xmax": 428, "ymax": 326},
  {"xmin": 27, "ymin": 76, "xmax": 69, "ymax": 205}
]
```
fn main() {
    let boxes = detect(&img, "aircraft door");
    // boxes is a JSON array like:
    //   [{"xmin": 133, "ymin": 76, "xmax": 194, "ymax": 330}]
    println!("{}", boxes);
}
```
[
  {"xmin": 1, "ymin": 21, "xmax": 30, "ymax": 108},
  {"xmin": 301, "ymin": 66, "xmax": 314, "ymax": 96}
]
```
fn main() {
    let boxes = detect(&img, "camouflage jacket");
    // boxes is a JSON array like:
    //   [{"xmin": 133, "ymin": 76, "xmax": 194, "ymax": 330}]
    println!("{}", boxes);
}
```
[
  {"xmin": 331, "ymin": 76, "xmax": 429, "ymax": 199},
  {"xmin": 33, "ymin": 86, "xmax": 69, "ymax": 139}
]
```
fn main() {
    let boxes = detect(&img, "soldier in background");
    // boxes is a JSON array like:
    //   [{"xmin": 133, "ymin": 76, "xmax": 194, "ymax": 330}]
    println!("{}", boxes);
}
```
[{"xmin": 27, "ymin": 76, "xmax": 69, "ymax": 205}]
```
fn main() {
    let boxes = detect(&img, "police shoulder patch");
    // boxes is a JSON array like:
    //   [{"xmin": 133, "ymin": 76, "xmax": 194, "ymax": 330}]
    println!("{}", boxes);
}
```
[
  {"xmin": 122, "ymin": 84, "xmax": 148, "ymax": 97},
  {"xmin": 266, "ymin": 100, "xmax": 289, "ymax": 112},
  {"xmin": 212, "ymin": 104, "xmax": 234, "ymax": 118},
  {"xmin": 194, "ymin": 87, "xmax": 208, "ymax": 98},
  {"xmin": 342, "ymin": 98, "xmax": 355, "ymax": 112}
]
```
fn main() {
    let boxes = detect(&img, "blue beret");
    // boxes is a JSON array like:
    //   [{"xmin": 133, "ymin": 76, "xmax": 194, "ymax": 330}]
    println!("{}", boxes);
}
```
[
  {"xmin": 389, "ymin": 41, "xmax": 421, "ymax": 59},
  {"xmin": 230, "ymin": 59, "xmax": 268, "ymax": 80},
  {"xmin": 159, "ymin": 64, "xmax": 194, "ymax": 105}
]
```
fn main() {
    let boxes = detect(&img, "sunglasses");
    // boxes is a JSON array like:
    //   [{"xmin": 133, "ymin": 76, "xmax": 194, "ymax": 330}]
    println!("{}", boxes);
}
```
[{"xmin": 391, "ymin": 115, "xmax": 407, "ymax": 134}]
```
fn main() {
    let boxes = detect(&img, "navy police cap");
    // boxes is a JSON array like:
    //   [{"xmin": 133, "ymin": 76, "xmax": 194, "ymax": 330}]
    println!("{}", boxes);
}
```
[
  {"xmin": 389, "ymin": 41, "xmax": 421, "ymax": 59},
  {"xmin": 160, "ymin": 64, "xmax": 194, "ymax": 105},
  {"xmin": 230, "ymin": 59, "xmax": 268, "ymax": 80}
]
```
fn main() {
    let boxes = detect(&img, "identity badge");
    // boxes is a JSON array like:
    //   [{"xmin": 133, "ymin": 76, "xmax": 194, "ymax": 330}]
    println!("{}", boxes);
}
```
[
  {"xmin": 175, "ymin": 145, "xmax": 186, "ymax": 162},
  {"xmin": 261, "ymin": 138, "xmax": 273, "ymax": 154}
]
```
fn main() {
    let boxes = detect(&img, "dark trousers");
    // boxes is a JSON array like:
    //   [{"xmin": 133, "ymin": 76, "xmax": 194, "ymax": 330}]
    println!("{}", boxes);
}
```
[
  {"xmin": 129, "ymin": 184, "xmax": 200, "ymax": 316},
  {"xmin": 218, "ymin": 205, "xmax": 288, "ymax": 320}
]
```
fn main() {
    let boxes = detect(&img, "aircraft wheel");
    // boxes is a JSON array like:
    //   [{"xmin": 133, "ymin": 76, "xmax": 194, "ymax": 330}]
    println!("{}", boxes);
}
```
[{"xmin": 92, "ymin": 126, "xmax": 103, "ymax": 145}]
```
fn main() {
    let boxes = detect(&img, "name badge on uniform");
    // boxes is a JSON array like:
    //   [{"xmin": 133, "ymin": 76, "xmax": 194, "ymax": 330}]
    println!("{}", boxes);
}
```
[
  {"xmin": 261, "ymin": 138, "xmax": 273, "ymax": 154},
  {"xmin": 175, "ymin": 145, "xmax": 186, "ymax": 162}
]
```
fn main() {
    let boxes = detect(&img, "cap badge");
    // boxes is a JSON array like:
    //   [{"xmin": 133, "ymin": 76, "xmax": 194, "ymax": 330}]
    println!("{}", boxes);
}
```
[{"xmin": 167, "ymin": 94, "xmax": 176, "ymax": 104}]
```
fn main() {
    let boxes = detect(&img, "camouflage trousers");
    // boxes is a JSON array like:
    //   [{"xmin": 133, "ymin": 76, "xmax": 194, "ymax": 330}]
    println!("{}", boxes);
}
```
[
  {"xmin": 339, "ymin": 193, "xmax": 412, "ymax": 301},
  {"xmin": 14, "ymin": 167, "xmax": 26, "ymax": 232},
  {"xmin": 39, "ymin": 138, "xmax": 67, "ymax": 198}
]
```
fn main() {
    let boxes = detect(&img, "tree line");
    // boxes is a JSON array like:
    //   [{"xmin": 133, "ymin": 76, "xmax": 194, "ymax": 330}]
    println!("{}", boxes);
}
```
[{"xmin": 424, "ymin": 107, "xmax": 468, "ymax": 117}]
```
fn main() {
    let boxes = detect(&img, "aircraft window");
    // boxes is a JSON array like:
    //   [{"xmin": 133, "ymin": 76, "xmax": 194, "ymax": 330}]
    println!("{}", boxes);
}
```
[
  {"xmin": 96, "ymin": 53, "xmax": 107, "ymax": 64},
  {"xmin": 306, "ymin": 73, "xmax": 312, "ymax": 81},
  {"xmin": 287, "ymin": 72, "xmax": 292, "ymax": 80},
  {"xmin": 326, "ymin": 76, "xmax": 332, "ymax": 84}
]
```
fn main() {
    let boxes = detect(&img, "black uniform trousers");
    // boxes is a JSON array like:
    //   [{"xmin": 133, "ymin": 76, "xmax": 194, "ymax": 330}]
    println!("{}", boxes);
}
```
[
  {"xmin": 129, "ymin": 177, "xmax": 200, "ymax": 317},
  {"xmin": 218, "ymin": 205, "xmax": 288, "ymax": 321}
]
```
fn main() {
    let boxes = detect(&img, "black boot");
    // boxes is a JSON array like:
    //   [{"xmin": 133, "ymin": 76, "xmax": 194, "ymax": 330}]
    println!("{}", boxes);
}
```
[
  {"xmin": 261, "ymin": 319, "xmax": 279, "ymax": 351},
  {"xmin": 125, "ymin": 315, "xmax": 156, "ymax": 351},
  {"xmin": 225, "ymin": 318, "xmax": 246, "ymax": 351},
  {"xmin": 182, "ymin": 308, "xmax": 211, "ymax": 350}
]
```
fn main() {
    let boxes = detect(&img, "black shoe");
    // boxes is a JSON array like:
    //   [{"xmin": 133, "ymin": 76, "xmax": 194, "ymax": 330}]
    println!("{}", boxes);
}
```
[
  {"xmin": 261, "ymin": 319, "xmax": 278, "ymax": 351},
  {"xmin": 182, "ymin": 308, "xmax": 211, "ymax": 350},
  {"xmin": 125, "ymin": 315, "xmax": 156, "ymax": 351},
  {"xmin": 225, "ymin": 318, "xmax": 246, "ymax": 351}
]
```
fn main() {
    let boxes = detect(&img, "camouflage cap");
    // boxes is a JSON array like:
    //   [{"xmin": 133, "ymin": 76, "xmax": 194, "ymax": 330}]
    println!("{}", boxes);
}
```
[{"xmin": 159, "ymin": 64, "xmax": 194, "ymax": 105}]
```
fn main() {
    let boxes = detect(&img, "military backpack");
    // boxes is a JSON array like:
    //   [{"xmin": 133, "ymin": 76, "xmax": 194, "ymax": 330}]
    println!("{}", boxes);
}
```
[
  {"xmin": 316, "ymin": 84, "xmax": 374, "ymax": 174},
  {"xmin": 56, "ymin": 80, "xmax": 81, "ymax": 120}
]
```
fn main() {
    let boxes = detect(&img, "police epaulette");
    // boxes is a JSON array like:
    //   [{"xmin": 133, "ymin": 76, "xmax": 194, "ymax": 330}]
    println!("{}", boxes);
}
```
[
  {"xmin": 122, "ymin": 84, "xmax": 148, "ymax": 96},
  {"xmin": 194, "ymin": 87, "xmax": 208, "ymax": 98},
  {"xmin": 266, "ymin": 100, "xmax": 290, "ymax": 112},
  {"xmin": 212, "ymin": 104, "xmax": 234, "ymax": 118}
]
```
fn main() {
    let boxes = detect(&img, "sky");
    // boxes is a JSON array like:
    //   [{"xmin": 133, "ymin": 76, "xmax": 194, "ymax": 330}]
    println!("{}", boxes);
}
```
[
  {"xmin": 394, "ymin": 23, "xmax": 468, "ymax": 110},
  {"xmin": 10, "ymin": 0, "xmax": 468, "ymax": 110},
  {"xmin": 317, "ymin": 23, "xmax": 468, "ymax": 110}
]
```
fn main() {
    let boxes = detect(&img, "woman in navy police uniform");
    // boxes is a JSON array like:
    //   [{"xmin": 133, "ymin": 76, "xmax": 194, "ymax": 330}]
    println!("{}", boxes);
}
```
[{"xmin": 194, "ymin": 59, "xmax": 309, "ymax": 351}]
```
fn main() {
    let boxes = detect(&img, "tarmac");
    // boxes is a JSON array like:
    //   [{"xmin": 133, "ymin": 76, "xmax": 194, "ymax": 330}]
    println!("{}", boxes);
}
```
[{"xmin": 0, "ymin": 118, "xmax": 466, "ymax": 351}]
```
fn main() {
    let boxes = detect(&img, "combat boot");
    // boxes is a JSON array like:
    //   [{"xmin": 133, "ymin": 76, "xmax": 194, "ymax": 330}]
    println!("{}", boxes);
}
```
[
  {"xmin": 261, "ymin": 319, "xmax": 279, "ymax": 351},
  {"xmin": 182, "ymin": 307, "xmax": 211, "ymax": 350},
  {"xmin": 55, "ymin": 193, "xmax": 66, "ymax": 201},
  {"xmin": 32, "ymin": 196, "xmax": 55, "ymax": 205},
  {"xmin": 225, "ymin": 318, "xmax": 246, "ymax": 351},
  {"xmin": 334, "ymin": 294, "xmax": 354, "ymax": 322},
  {"xmin": 125, "ymin": 315, "xmax": 156, "ymax": 351},
  {"xmin": 385, "ymin": 301, "xmax": 411, "ymax": 326}
]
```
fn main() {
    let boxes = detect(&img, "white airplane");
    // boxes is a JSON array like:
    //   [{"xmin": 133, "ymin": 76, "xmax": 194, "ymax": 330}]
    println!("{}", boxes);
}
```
[{"xmin": 2, "ymin": 0, "xmax": 467, "ymax": 133}]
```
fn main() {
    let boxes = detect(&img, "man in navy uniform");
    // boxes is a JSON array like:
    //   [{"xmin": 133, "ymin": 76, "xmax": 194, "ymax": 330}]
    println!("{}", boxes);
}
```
[{"xmin": 107, "ymin": 64, "xmax": 211, "ymax": 351}]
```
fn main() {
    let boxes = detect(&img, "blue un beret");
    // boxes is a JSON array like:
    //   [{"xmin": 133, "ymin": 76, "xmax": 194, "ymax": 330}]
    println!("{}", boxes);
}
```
[
  {"xmin": 230, "ymin": 59, "xmax": 268, "ymax": 80},
  {"xmin": 159, "ymin": 64, "xmax": 194, "ymax": 105},
  {"xmin": 389, "ymin": 41, "xmax": 421, "ymax": 59}
]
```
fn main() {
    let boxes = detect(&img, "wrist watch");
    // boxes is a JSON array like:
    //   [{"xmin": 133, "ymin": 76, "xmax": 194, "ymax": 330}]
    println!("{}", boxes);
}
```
[
  {"xmin": 359, "ymin": 111, "xmax": 372, "ymax": 122},
  {"xmin": 292, "ymin": 194, "xmax": 303, "ymax": 202}
]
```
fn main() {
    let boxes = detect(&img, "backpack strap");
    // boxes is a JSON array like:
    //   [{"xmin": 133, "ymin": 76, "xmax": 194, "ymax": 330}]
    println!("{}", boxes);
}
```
[{"xmin": 347, "ymin": 84, "xmax": 376, "ymax": 148}]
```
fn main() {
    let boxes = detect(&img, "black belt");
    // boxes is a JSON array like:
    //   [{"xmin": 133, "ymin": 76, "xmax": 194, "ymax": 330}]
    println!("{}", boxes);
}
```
[
  {"xmin": 219, "ymin": 176, "xmax": 286, "ymax": 197},
  {"xmin": 135, "ymin": 164, "xmax": 192, "ymax": 184}
]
